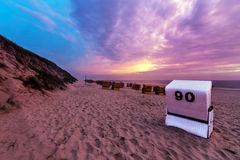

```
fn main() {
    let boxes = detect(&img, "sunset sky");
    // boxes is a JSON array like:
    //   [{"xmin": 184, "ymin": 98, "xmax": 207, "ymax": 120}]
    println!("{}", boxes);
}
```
[{"xmin": 0, "ymin": 0, "xmax": 240, "ymax": 80}]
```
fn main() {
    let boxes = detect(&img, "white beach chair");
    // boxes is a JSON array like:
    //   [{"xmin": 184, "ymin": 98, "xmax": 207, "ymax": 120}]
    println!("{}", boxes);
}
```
[{"xmin": 165, "ymin": 80, "xmax": 213, "ymax": 138}]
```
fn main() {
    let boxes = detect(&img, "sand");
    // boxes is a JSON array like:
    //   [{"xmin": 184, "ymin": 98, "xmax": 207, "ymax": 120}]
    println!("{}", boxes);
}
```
[{"xmin": 0, "ymin": 81, "xmax": 239, "ymax": 160}]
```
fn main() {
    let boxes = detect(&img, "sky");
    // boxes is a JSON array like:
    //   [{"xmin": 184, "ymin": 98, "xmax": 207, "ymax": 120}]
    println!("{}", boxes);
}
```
[{"xmin": 0, "ymin": 0, "xmax": 240, "ymax": 80}]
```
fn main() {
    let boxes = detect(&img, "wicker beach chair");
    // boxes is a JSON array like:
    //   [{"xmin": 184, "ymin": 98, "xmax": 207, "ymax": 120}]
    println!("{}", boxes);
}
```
[
  {"xmin": 153, "ymin": 86, "xmax": 165, "ymax": 95},
  {"xmin": 96, "ymin": 80, "xmax": 103, "ymax": 85},
  {"xmin": 111, "ymin": 82, "xmax": 121, "ymax": 90},
  {"xmin": 132, "ymin": 84, "xmax": 141, "ymax": 90},
  {"xmin": 127, "ymin": 83, "xmax": 133, "ymax": 87},
  {"xmin": 120, "ymin": 82, "xmax": 125, "ymax": 88},
  {"xmin": 142, "ymin": 84, "xmax": 153, "ymax": 94},
  {"xmin": 85, "ymin": 79, "xmax": 95, "ymax": 83},
  {"xmin": 102, "ymin": 81, "xmax": 111, "ymax": 89}
]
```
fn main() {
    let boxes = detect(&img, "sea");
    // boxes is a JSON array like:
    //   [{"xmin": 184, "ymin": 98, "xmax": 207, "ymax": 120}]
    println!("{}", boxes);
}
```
[{"xmin": 120, "ymin": 80, "xmax": 240, "ymax": 90}]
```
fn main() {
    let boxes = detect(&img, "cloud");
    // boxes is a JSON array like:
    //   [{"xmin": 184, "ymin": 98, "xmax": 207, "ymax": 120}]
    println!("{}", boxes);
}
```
[
  {"xmin": 71, "ymin": 0, "xmax": 194, "ymax": 60},
  {"xmin": 27, "ymin": 0, "xmax": 77, "ymax": 28},
  {"xmin": 70, "ymin": 0, "xmax": 240, "ymax": 79},
  {"xmin": 11, "ymin": 0, "xmax": 81, "ymax": 43},
  {"xmin": 14, "ymin": 3, "xmax": 56, "ymax": 30}
]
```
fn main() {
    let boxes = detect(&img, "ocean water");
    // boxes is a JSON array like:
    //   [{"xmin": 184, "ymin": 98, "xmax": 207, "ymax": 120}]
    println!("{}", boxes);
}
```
[{"xmin": 121, "ymin": 80, "xmax": 240, "ymax": 89}]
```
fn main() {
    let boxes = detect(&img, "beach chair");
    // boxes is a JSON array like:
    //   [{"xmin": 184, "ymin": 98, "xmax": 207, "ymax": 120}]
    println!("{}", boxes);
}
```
[
  {"xmin": 127, "ymin": 83, "xmax": 133, "ymax": 87},
  {"xmin": 111, "ymin": 82, "xmax": 121, "ymax": 90},
  {"xmin": 132, "ymin": 84, "xmax": 141, "ymax": 90},
  {"xmin": 142, "ymin": 84, "xmax": 153, "ymax": 94},
  {"xmin": 165, "ymin": 80, "xmax": 213, "ymax": 138},
  {"xmin": 120, "ymin": 82, "xmax": 124, "ymax": 88},
  {"xmin": 153, "ymin": 86, "xmax": 165, "ymax": 95},
  {"xmin": 85, "ymin": 79, "xmax": 95, "ymax": 83},
  {"xmin": 102, "ymin": 81, "xmax": 111, "ymax": 89},
  {"xmin": 96, "ymin": 80, "xmax": 103, "ymax": 85}
]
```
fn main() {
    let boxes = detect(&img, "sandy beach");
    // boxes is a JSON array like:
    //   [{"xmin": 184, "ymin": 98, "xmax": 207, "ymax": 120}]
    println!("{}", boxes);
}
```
[{"xmin": 0, "ymin": 81, "xmax": 239, "ymax": 160}]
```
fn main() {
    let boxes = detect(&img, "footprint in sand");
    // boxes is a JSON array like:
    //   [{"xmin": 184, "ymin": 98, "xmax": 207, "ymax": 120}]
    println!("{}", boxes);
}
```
[
  {"xmin": 119, "ymin": 137, "xmax": 129, "ymax": 152},
  {"xmin": 79, "ymin": 128, "xmax": 87, "ymax": 140},
  {"xmin": 139, "ymin": 146, "xmax": 148, "ymax": 155},
  {"xmin": 130, "ymin": 153, "xmax": 143, "ymax": 160},
  {"xmin": 95, "ymin": 138, "xmax": 101, "ymax": 148},
  {"xmin": 86, "ymin": 142, "xmax": 94, "ymax": 153},
  {"xmin": 97, "ymin": 127, "xmax": 105, "ymax": 138},
  {"xmin": 84, "ymin": 142, "xmax": 94, "ymax": 160},
  {"xmin": 109, "ymin": 126, "xmax": 118, "ymax": 138},
  {"xmin": 114, "ymin": 152, "xmax": 126, "ymax": 160},
  {"xmin": 71, "ymin": 142, "xmax": 79, "ymax": 160},
  {"xmin": 129, "ymin": 138, "xmax": 138, "ymax": 146}
]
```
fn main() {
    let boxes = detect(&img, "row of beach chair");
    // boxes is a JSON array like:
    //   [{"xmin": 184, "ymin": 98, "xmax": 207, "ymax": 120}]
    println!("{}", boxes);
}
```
[
  {"xmin": 94, "ymin": 80, "xmax": 124, "ymax": 90},
  {"xmin": 85, "ymin": 80, "xmax": 165, "ymax": 95},
  {"xmin": 127, "ymin": 83, "xmax": 165, "ymax": 95}
]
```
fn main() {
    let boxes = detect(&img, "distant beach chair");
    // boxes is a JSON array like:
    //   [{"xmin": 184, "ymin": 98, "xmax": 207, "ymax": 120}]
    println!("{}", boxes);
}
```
[
  {"xmin": 111, "ymin": 82, "xmax": 121, "ymax": 90},
  {"xmin": 142, "ymin": 84, "xmax": 153, "ymax": 94},
  {"xmin": 132, "ymin": 84, "xmax": 141, "ymax": 90},
  {"xmin": 127, "ymin": 83, "xmax": 133, "ymax": 87},
  {"xmin": 102, "ymin": 81, "xmax": 111, "ymax": 89},
  {"xmin": 153, "ymin": 86, "xmax": 166, "ymax": 95},
  {"xmin": 119, "ymin": 82, "xmax": 125, "ymax": 88},
  {"xmin": 96, "ymin": 80, "xmax": 103, "ymax": 85},
  {"xmin": 85, "ymin": 79, "xmax": 95, "ymax": 84}
]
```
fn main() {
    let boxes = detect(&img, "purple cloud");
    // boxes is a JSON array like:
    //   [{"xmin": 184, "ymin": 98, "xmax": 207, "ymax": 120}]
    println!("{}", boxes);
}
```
[{"xmin": 71, "ymin": 0, "xmax": 240, "ymax": 79}]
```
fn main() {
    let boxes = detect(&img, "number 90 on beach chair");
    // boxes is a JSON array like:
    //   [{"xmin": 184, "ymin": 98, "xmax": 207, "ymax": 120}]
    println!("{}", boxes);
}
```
[{"xmin": 165, "ymin": 80, "xmax": 213, "ymax": 138}]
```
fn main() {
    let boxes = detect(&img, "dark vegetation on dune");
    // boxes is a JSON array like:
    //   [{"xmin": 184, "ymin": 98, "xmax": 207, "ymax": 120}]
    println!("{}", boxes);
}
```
[
  {"xmin": 17, "ymin": 70, "xmax": 66, "ymax": 91},
  {"xmin": 0, "ymin": 34, "xmax": 77, "ymax": 91},
  {"xmin": 0, "ymin": 35, "xmax": 77, "ymax": 112}
]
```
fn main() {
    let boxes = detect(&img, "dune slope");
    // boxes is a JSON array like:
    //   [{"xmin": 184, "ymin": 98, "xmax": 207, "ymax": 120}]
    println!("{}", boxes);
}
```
[{"xmin": 0, "ymin": 35, "xmax": 77, "ymax": 111}]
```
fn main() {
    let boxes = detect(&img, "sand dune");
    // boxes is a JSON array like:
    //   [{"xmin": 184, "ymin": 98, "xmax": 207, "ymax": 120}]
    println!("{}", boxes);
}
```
[{"xmin": 0, "ymin": 81, "xmax": 239, "ymax": 160}]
